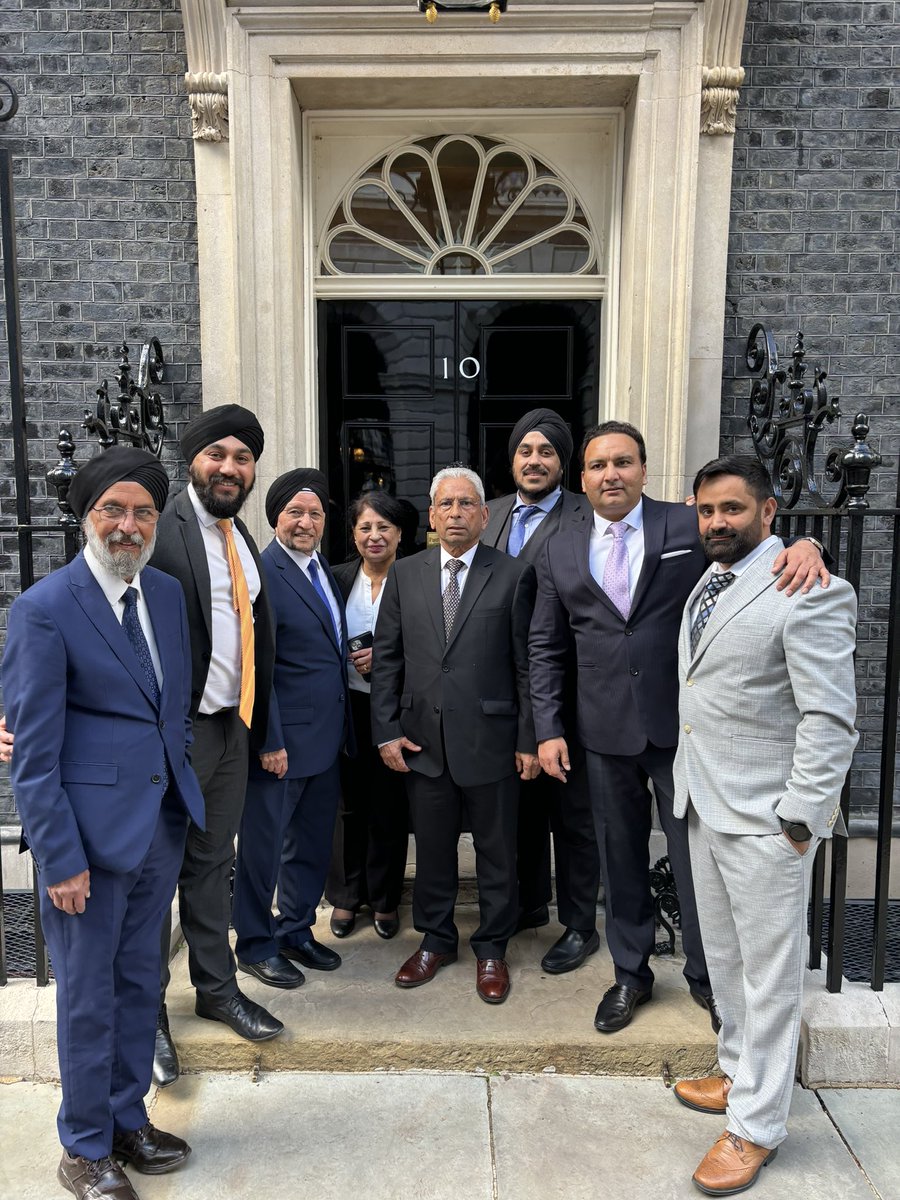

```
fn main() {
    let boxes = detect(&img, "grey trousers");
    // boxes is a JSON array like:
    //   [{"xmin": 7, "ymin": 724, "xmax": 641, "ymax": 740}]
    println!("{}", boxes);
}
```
[{"xmin": 687, "ymin": 806, "xmax": 819, "ymax": 1149}]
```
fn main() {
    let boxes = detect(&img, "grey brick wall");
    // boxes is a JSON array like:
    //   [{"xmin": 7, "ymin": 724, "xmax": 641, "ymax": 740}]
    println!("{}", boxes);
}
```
[
  {"xmin": 0, "ymin": 0, "xmax": 201, "ymax": 820},
  {"xmin": 721, "ymin": 1, "xmax": 900, "ymax": 828}
]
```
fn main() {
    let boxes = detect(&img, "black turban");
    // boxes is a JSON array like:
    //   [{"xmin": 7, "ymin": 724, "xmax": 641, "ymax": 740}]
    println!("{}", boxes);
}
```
[
  {"xmin": 68, "ymin": 446, "xmax": 170, "ymax": 520},
  {"xmin": 507, "ymin": 407, "xmax": 574, "ymax": 467},
  {"xmin": 179, "ymin": 404, "xmax": 264, "ymax": 465},
  {"xmin": 265, "ymin": 468, "xmax": 329, "ymax": 528}
]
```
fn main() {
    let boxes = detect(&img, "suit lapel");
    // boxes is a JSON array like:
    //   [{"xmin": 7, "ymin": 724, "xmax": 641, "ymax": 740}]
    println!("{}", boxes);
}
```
[
  {"xmin": 690, "ymin": 547, "xmax": 781, "ymax": 663},
  {"xmin": 445, "ymin": 545, "xmax": 492, "ymax": 651},
  {"xmin": 270, "ymin": 541, "xmax": 341, "ymax": 655},
  {"xmin": 573, "ymin": 518, "xmax": 622, "ymax": 619},
  {"xmin": 419, "ymin": 547, "xmax": 446, "ymax": 646},
  {"xmin": 143, "ymin": 570, "xmax": 174, "ymax": 704},
  {"xmin": 485, "ymin": 495, "xmax": 515, "ymax": 551},
  {"xmin": 175, "ymin": 488, "xmax": 213, "ymax": 643},
  {"xmin": 629, "ymin": 496, "xmax": 664, "ymax": 617}
]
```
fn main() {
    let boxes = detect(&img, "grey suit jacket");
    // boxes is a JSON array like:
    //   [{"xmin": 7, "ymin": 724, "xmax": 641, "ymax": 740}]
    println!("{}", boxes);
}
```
[
  {"xmin": 672, "ymin": 540, "xmax": 858, "ymax": 840},
  {"xmin": 483, "ymin": 488, "xmax": 590, "ymax": 563},
  {"xmin": 370, "ymin": 543, "xmax": 537, "ymax": 788}
]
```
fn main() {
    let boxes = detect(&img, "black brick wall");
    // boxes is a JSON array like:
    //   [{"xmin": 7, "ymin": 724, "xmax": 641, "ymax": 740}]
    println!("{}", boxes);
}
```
[
  {"xmin": 721, "ymin": 1, "xmax": 900, "ymax": 828},
  {"xmin": 0, "ymin": 0, "xmax": 200, "ymax": 820}
]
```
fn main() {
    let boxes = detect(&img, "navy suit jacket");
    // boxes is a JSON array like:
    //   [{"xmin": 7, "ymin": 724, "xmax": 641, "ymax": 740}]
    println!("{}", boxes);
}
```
[
  {"xmin": 254, "ymin": 539, "xmax": 354, "ymax": 780},
  {"xmin": 3, "ymin": 553, "xmax": 205, "ymax": 886},
  {"xmin": 529, "ymin": 496, "xmax": 707, "ymax": 756}
]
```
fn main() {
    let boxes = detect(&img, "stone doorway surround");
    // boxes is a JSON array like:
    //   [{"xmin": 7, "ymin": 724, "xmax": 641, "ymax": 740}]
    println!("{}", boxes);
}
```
[{"xmin": 178, "ymin": 0, "xmax": 749, "ymax": 531}]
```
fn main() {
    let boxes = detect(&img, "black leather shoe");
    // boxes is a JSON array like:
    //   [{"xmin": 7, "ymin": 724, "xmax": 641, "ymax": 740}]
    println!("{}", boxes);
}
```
[
  {"xmin": 238, "ymin": 953, "xmax": 305, "ymax": 989},
  {"xmin": 593, "ymin": 983, "xmax": 652, "ymax": 1033},
  {"xmin": 515, "ymin": 905, "xmax": 550, "ymax": 933},
  {"xmin": 194, "ymin": 989, "xmax": 284, "ymax": 1041},
  {"xmin": 112, "ymin": 1122, "xmax": 191, "ymax": 1175},
  {"xmin": 374, "ymin": 914, "xmax": 400, "ymax": 940},
  {"xmin": 281, "ymin": 938, "xmax": 342, "ymax": 971},
  {"xmin": 58, "ymin": 1152, "xmax": 139, "ymax": 1199},
  {"xmin": 541, "ymin": 928, "xmax": 601, "ymax": 974},
  {"xmin": 152, "ymin": 1004, "xmax": 179, "ymax": 1088},
  {"xmin": 330, "ymin": 912, "xmax": 356, "ymax": 938},
  {"xmin": 691, "ymin": 989, "xmax": 723, "ymax": 1034}
]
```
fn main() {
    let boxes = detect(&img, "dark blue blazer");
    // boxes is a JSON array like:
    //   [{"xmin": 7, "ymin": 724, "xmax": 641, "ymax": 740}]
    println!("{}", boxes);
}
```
[
  {"xmin": 255, "ymin": 540, "xmax": 355, "ymax": 779},
  {"xmin": 529, "ymin": 496, "xmax": 707, "ymax": 756},
  {"xmin": 3, "ymin": 552, "xmax": 205, "ymax": 886}
]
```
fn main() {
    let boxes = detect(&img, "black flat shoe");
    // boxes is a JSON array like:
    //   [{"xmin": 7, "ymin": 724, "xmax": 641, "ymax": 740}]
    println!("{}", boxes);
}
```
[
  {"xmin": 541, "ymin": 928, "xmax": 601, "ymax": 974},
  {"xmin": 281, "ymin": 938, "xmax": 342, "ymax": 971},
  {"xmin": 330, "ymin": 912, "xmax": 357, "ymax": 938},
  {"xmin": 238, "ymin": 953, "xmax": 305, "ymax": 989},
  {"xmin": 593, "ymin": 983, "xmax": 652, "ymax": 1033},
  {"xmin": 691, "ymin": 989, "xmax": 723, "ymax": 1034},
  {"xmin": 515, "ymin": 905, "xmax": 550, "ymax": 933},
  {"xmin": 374, "ymin": 914, "xmax": 400, "ymax": 940},
  {"xmin": 152, "ymin": 1005, "xmax": 179, "ymax": 1088},
  {"xmin": 194, "ymin": 990, "xmax": 284, "ymax": 1041}
]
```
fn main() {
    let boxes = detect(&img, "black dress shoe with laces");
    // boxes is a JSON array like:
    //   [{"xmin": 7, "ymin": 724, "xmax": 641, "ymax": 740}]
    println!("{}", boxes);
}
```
[
  {"xmin": 281, "ymin": 937, "xmax": 342, "ymax": 971},
  {"xmin": 152, "ymin": 1004, "xmax": 179, "ymax": 1089},
  {"xmin": 541, "ymin": 928, "xmax": 601, "ymax": 974},
  {"xmin": 691, "ymin": 989, "xmax": 723, "ymax": 1034},
  {"xmin": 238, "ymin": 953, "xmax": 305, "ymax": 989},
  {"xmin": 593, "ymin": 983, "xmax": 652, "ymax": 1033},
  {"xmin": 58, "ymin": 1152, "xmax": 139, "ymax": 1200},
  {"xmin": 373, "ymin": 914, "xmax": 400, "ymax": 940},
  {"xmin": 112, "ymin": 1122, "xmax": 191, "ymax": 1175},
  {"xmin": 194, "ymin": 989, "xmax": 284, "ymax": 1041}
]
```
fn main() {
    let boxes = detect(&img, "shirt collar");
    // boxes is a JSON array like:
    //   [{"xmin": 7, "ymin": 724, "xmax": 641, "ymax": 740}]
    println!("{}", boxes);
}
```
[
  {"xmin": 712, "ymin": 533, "xmax": 782, "ymax": 577},
  {"xmin": 592, "ymin": 496, "xmax": 644, "ymax": 537},
  {"xmin": 83, "ymin": 542, "xmax": 144, "ymax": 608},
  {"xmin": 187, "ymin": 482, "xmax": 225, "ymax": 529},
  {"xmin": 276, "ymin": 539, "xmax": 322, "ymax": 573},
  {"xmin": 440, "ymin": 543, "xmax": 480, "ymax": 572},
  {"xmin": 514, "ymin": 486, "xmax": 561, "ymax": 516}
]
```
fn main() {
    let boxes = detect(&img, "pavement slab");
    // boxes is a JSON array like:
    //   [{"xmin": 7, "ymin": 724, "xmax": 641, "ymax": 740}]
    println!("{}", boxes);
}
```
[{"xmin": 818, "ymin": 1088, "xmax": 900, "ymax": 1200}]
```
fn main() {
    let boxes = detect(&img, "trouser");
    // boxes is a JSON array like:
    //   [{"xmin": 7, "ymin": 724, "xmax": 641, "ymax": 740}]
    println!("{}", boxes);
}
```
[
  {"xmin": 42, "ymin": 794, "xmax": 186, "ymax": 1159},
  {"xmin": 688, "ymin": 807, "xmax": 819, "ymax": 1148},
  {"xmin": 160, "ymin": 708, "xmax": 249, "ymax": 1003}
]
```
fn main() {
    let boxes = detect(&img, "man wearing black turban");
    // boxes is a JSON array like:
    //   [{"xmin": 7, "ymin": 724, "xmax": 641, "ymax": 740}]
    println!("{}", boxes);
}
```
[
  {"xmin": 3, "ymin": 447, "xmax": 204, "ymax": 1193},
  {"xmin": 483, "ymin": 408, "xmax": 603, "ymax": 975},
  {"xmin": 231, "ymin": 468, "xmax": 354, "ymax": 981},
  {"xmin": 148, "ymin": 404, "xmax": 282, "ymax": 1070}
]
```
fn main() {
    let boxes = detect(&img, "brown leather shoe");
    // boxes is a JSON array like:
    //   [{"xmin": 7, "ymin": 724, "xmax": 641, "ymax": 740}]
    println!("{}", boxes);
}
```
[
  {"xmin": 476, "ymin": 958, "xmax": 510, "ymax": 1004},
  {"xmin": 57, "ymin": 1152, "xmax": 140, "ymax": 1200},
  {"xmin": 395, "ymin": 948, "xmax": 457, "ymax": 988},
  {"xmin": 674, "ymin": 1075, "xmax": 731, "ymax": 1114},
  {"xmin": 692, "ymin": 1131, "xmax": 777, "ymax": 1195}
]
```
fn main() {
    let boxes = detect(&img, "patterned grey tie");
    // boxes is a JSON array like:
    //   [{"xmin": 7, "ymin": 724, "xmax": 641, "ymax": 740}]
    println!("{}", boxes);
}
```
[
  {"xmin": 690, "ymin": 571, "xmax": 736, "ymax": 655},
  {"xmin": 443, "ymin": 558, "xmax": 466, "ymax": 641}
]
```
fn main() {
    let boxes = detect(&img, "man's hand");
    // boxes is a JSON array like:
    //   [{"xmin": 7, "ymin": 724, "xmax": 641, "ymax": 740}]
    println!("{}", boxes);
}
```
[
  {"xmin": 774, "ymin": 539, "xmax": 830, "ymax": 594},
  {"xmin": 0, "ymin": 715, "xmax": 13, "ymax": 764},
  {"xmin": 784, "ymin": 831, "xmax": 812, "ymax": 855},
  {"xmin": 379, "ymin": 737, "xmax": 422, "ymax": 773},
  {"xmin": 515, "ymin": 751, "xmax": 540, "ymax": 781},
  {"xmin": 47, "ymin": 870, "xmax": 91, "ymax": 915},
  {"xmin": 260, "ymin": 749, "xmax": 288, "ymax": 778},
  {"xmin": 538, "ymin": 737, "xmax": 570, "ymax": 783}
]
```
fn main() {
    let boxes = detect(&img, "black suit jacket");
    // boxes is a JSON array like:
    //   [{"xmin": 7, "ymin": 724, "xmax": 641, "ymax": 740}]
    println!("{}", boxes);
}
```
[
  {"xmin": 149, "ymin": 487, "xmax": 275, "ymax": 753},
  {"xmin": 529, "ymin": 496, "xmax": 706, "ymax": 756},
  {"xmin": 370, "ymin": 543, "xmax": 537, "ymax": 788},
  {"xmin": 483, "ymin": 488, "xmax": 590, "ymax": 562}
]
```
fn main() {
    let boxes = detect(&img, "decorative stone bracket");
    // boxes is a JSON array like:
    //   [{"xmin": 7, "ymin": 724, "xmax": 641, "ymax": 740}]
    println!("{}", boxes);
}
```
[
  {"xmin": 700, "ymin": 0, "xmax": 749, "ymax": 136},
  {"xmin": 179, "ymin": 0, "xmax": 229, "ymax": 141},
  {"xmin": 701, "ymin": 65, "xmax": 745, "ymax": 136},
  {"xmin": 185, "ymin": 71, "xmax": 228, "ymax": 142}
]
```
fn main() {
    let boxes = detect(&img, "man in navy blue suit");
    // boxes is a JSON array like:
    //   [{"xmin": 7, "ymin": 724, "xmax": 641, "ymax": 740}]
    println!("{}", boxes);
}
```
[
  {"xmin": 232, "ymin": 468, "xmax": 354, "ymax": 985},
  {"xmin": 3, "ymin": 448, "xmax": 205, "ymax": 1200}
]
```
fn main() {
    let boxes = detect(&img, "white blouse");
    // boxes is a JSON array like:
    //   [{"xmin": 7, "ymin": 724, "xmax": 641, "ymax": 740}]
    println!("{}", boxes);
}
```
[{"xmin": 345, "ymin": 565, "xmax": 386, "ymax": 694}]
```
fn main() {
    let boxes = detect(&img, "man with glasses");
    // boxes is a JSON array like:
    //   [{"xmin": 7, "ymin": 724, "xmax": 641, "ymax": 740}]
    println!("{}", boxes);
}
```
[{"xmin": 3, "ymin": 448, "xmax": 204, "ymax": 1200}]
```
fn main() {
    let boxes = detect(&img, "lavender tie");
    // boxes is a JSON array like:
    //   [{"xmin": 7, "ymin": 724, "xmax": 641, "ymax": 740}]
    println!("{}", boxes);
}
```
[{"xmin": 602, "ymin": 522, "xmax": 631, "ymax": 618}]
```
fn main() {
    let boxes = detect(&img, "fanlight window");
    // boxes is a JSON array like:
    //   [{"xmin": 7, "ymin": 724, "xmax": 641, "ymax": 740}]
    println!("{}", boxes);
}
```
[{"xmin": 320, "ymin": 134, "xmax": 600, "ymax": 277}]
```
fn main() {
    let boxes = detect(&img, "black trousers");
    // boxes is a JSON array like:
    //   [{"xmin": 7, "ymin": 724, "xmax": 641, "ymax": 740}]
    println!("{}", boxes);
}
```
[
  {"xmin": 406, "ymin": 766, "xmax": 519, "ymax": 960},
  {"xmin": 160, "ymin": 707, "xmax": 249, "ymax": 1003},
  {"xmin": 516, "ymin": 758, "xmax": 602, "ymax": 931},
  {"xmin": 325, "ymin": 689, "xmax": 409, "ymax": 914},
  {"xmin": 584, "ymin": 743, "xmax": 709, "ymax": 993}
]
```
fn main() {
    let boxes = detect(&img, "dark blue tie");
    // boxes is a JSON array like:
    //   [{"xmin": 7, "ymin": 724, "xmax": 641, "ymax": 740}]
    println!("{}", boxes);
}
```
[
  {"xmin": 122, "ymin": 587, "xmax": 168, "ymax": 791},
  {"xmin": 307, "ymin": 558, "xmax": 341, "ymax": 644}
]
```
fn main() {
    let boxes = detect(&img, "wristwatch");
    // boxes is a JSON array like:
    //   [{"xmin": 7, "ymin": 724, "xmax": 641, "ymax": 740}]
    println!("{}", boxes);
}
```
[
  {"xmin": 803, "ymin": 536, "xmax": 824, "ymax": 554},
  {"xmin": 780, "ymin": 818, "xmax": 812, "ymax": 842}
]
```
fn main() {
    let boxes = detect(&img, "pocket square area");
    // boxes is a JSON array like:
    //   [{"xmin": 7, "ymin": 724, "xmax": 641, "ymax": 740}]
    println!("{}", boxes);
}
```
[{"xmin": 661, "ymin": 549, "xmax": 693, "ymax": 559}]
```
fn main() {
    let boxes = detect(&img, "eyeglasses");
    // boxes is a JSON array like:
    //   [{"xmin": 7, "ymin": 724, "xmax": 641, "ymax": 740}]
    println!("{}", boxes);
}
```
[
  {"xmin": 435, "ymin": 497, "xmax": 481, "ymax": 512},
  {"xmin": 92, "ymin": 504, "xmax": 159, "ymax": 524}
]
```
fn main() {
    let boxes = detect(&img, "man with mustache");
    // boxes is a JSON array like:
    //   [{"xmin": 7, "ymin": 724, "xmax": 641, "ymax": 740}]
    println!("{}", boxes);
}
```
[
  {"xmin": 529, "ymin": 422, "xmax": 828, "ymax": 1034},
  {"xmin": 3, "ymin": 448, "xmax": 204, "ymax": 1199},
  {"xmin": 483, "ymin": 408, "xmax": 602, "ymax": 974},
  {"xmin": 148, "ymin": 405, "xmax": 280, "ymax": 1078}
]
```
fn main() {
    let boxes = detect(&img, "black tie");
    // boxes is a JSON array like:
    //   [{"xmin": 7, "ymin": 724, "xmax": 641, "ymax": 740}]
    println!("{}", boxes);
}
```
[{"xmin": 690, "ymin": 572, "xmax": 736, "ymax": 655}]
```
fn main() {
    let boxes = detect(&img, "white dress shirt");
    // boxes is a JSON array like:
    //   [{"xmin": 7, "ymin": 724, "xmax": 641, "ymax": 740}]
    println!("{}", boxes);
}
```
[
  {"xmin": 83, "ymin": 542, "xmax": 163, "ymax": 687},
  {"xmin": 588, "ymin": 497, "xmax": 645, "ymax": 595},
  {"xmin": 276, "ymin": 540, "xmax": 344, "ymax": 643},
  {"xmin": 187, "ymin": 484, "xmax": 261, "ymax": 715},
  {"xmin": 345, "ymin": 565, "xmax": 387, "ymax": 695},
  {"xmin": 439, "ymin": 542, "xmax": 480, "ymax": 597}
]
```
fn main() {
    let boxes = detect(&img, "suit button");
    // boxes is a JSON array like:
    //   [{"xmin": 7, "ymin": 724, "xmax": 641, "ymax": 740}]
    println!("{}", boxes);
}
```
[
  {"xmin": 151, "ymin": 774, "xmax": 162, "ymax": 784},
  {"xmin": 686, "ymin": 679, "xmax": 694, "ymax": 687},
  {"xmin": 339, "ymin": 693, "xmax": 344, "ymax": 702},
  {"xmin": 442, "ymin": 665, "xmax": 450, "ymax": 673},
  {"xmin": 683, "ymin": 725, "xmax": 691, "ymax": 734},
  {"xmin": 159, "ymin": 719, "xmax": 166, "ymax": 730},
  {"xmin": 625, "ymin": 629, "xmax": 633, "ymax": 636},
  {"xmin": 433, "ymin": 706, "xmax": 440, "ymax": 714},
  {"xmin": 630, "ymin": 668, "xmax": 639, "ymax": 676}
]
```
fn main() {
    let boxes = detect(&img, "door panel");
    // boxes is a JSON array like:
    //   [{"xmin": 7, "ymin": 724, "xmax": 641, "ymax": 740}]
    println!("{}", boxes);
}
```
[{"xmin": 319, "ymin": 298, "xmax": 599, "ymax": 560}]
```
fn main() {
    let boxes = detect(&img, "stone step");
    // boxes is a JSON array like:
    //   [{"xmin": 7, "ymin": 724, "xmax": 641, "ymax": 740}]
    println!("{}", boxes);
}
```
[{"xmin": 165, "ymin": 904, "xmax": 718, "ymax": 1080}]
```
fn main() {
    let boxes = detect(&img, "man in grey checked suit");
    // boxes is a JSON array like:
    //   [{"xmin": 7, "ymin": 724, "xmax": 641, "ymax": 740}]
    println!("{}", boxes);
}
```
[{"xmin": 672, "ymin": 455, "xmax": 858, "ymax": 1197}]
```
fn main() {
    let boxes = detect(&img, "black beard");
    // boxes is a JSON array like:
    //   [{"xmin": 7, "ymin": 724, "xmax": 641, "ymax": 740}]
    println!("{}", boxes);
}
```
[
  {"xmin": 703, "ymin": 527, "xmax": 760, "ymax": 564},
  {"xmin": 190, "ymin": 468, "xmax": 254, "ymax": 519}
]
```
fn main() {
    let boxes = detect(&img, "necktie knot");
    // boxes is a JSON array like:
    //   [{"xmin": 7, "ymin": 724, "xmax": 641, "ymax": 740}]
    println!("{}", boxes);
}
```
[
  {"xmin": 446, "ymin": 558, "xmax": 465, "ymax": 577},
  {"xmin": 609, "ymin": 521, "xmax": 627, "ymax": 540},
  {"xmin": 122, "ymin": 586, "xmax": 138, "ymax": 610}
]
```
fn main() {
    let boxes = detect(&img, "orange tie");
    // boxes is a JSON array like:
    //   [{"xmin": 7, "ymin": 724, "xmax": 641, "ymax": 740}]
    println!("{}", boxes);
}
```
[{"xmin": 218, "ymin": 519, "xmax": 255, "ymax": 728}]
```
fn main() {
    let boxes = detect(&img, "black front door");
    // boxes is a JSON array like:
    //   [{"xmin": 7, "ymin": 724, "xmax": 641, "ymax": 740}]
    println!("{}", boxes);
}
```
[{"xmin": 318, "ymin": 298, "xmax": 600, "ymax": 560}]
